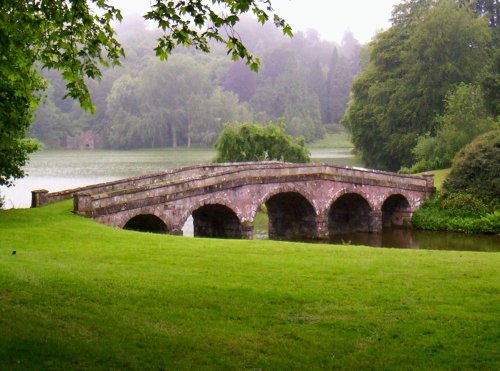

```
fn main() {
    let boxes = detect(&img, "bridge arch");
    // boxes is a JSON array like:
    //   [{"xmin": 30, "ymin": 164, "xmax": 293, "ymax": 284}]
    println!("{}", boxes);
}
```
[
  {"xmin": 382, "ymin": 194, "xmax": 412, "ymax": 228},
  {"xmin": 328, "ymin": 188, "xmax": 376, "ymax": 212},
  {"xmin": 252, "ymin": 184, "xmax": 319, "ymax": 218},
  {"xmin": 255, "ymin": 187, "xmax": 318, "ymax": 240},
  {"xmin": 123, "ymin": 213, "xmax": 169, "ymax": 234},
  {"xmin": 180, "ymin": 198, "xmax": 243, "ymax": 239},
  {"xmin": 328, "ymin": 192, "xmax": 374, "ymax": 234},
  {"xmin": 191, "ymin": 203, "xmax": 243, "ymax": 239}
]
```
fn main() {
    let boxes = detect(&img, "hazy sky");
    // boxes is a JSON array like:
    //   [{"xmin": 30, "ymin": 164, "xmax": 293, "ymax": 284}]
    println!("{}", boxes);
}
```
[
  {"xmin": 273, "ymin": 0, "xmax": 400, "ymax": 43},
  {"xmin": 110, "ymin": 0, "xmax": 401, "ymax": 44}
]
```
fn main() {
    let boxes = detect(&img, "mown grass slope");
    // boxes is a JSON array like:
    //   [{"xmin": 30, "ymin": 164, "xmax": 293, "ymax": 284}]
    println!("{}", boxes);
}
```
[
  {"xmin": 427, "ymin": 168, "xmax": 451, "ymax": 192},
  {"xmin": 0, "ymin": 201, "xmax": 499, "ymax": 369}
]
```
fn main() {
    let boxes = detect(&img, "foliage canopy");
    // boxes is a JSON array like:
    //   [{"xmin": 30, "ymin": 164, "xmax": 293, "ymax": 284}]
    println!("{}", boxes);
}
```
[
  {"xmin": 403, "ymin": 83, "xmax": 498, "ymax": 173},
  {"xmin": 343, "ymin": 0, "xmax": 492, "ymax": 171}
]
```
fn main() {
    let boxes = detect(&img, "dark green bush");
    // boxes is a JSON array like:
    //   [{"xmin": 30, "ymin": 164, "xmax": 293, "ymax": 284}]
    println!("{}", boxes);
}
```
[
  {"xmin": 439, "ymin": 193, "xmax": 489, "ymax": 218},
  {"xmin": 443, "ymin": 129, "xmax": 500, "ymax": 208},
  {"xmin": 412, "ymin": 194, "xmax": 500, "ymax": 234}
]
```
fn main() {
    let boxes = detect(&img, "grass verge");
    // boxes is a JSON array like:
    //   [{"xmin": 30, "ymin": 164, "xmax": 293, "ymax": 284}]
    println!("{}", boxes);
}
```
[
  {"xmin": 1, "ymin": 201, "xmax": 499, "ymax": 369},
  {"xmin": 309, "ymin": 131, "xmax": 353, "ymax": 149},
  {"xmin": 425, "ymin": 168, "xmax": 451, "ymax": 192}
]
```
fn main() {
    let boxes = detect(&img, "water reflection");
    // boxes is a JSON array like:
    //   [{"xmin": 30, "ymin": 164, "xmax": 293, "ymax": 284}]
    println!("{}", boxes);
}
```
[
  {"xmin": 254, "ymin": 219, "xmax": 499, "ymax": 252},
  {"xmin": 328, "ymin": 229, "xmax": 500, "ymax": 252}
]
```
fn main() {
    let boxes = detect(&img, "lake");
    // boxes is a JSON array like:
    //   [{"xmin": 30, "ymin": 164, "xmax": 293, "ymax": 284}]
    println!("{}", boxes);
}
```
[{"xmin": 1, "ymin": 148, "xmax": 498, "ymax": 252}]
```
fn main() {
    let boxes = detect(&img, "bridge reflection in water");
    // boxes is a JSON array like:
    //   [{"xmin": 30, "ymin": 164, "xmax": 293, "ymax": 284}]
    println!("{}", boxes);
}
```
[{"xmin": 32, "ymin": 162, "xmax": 435, "ymax": 241}]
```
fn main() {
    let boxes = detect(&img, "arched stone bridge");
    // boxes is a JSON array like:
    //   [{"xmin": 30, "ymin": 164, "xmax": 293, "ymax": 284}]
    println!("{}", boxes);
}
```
[{"xmin": 32, "ymin": 162, "xmax": 435, "ymax": 240}]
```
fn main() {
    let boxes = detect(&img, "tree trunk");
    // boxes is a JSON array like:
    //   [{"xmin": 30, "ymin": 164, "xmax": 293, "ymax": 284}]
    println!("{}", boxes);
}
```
[{"xmin": 172, "ymin": 127, "xmax": 177, "ymax": 148}]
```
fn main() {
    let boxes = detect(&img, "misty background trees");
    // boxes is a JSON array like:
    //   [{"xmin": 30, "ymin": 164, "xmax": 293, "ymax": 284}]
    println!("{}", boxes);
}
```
[
  {"xmin": 30, "ymin": 16, "xmax": 361, "ymax": 150},
  {"xmin": 25, "ymin": 0, "xmax": 500, "ymax": 177}
]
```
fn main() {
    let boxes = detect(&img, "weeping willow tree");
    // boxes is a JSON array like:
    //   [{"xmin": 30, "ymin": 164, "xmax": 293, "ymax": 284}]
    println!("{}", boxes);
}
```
[{"xmin": 214, "ymin": 122, "xmax": 310, "ymax": 163}]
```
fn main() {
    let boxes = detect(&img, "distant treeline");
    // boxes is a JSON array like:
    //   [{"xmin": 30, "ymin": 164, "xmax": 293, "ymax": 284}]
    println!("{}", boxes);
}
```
[{"xmin": 31, "ymin": 15, "xmax": 361, "ymax": 149}]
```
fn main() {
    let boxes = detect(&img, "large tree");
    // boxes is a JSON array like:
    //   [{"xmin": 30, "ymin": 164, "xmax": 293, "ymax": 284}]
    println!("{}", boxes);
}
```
[
  {"xmin": 0, "ymin": 0, "xmax": 290, "ymax": 186},
  {"xmin": 343, "ymin": 0, "xmax": 492, "ymax": 171}
]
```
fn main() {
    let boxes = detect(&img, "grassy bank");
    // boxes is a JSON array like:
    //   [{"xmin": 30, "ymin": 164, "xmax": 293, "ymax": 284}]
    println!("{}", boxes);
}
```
[
  {"xmin": 1, "ymin": 201, "xmax": 499, "ymax": 369},
  {"xmin": 412, "ymin": 168, "xmax": 500, "ymax": 234},
  {"xmin": 309, "ymin": 130, "xmax": 353, "ymax": 149},
  {"xmin": 426, "ymin": 168, "xmax": 451, "ymax": 192}
]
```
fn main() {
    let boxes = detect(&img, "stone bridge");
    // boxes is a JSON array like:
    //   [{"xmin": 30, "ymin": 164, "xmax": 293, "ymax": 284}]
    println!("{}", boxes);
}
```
[{"xmin": 32, "ymin": 162, "xmax": 435, "ymax": 240}]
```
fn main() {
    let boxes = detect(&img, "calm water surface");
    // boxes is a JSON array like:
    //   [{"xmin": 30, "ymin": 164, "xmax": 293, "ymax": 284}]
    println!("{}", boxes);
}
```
[
  {"xmin": 2, "ymin": 148, "xmax": 498, "ymax": 252},
  {"xmin": 329, "ymin": 230, "xmax": 499, "ymax": 252},
  {"xmin": 252, "ymin": 222, "xmax": 499, "ymax": 252}
]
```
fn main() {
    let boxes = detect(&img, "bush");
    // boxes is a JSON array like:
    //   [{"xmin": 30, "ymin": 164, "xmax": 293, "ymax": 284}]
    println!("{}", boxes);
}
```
[
  {"xmin": 214, "ymin": 122, "xmax": 310, "ymax": 163},
  {"xmin": 443, "ymin": 129, "xmax": 500, "ymax": 208},
  {"xmin": 412, "ymin": 194, "xmax": 500, "ymax": 234},
  {"xmin": 438, "ymin": 193, "xmax": 489, "ymax": 218}
]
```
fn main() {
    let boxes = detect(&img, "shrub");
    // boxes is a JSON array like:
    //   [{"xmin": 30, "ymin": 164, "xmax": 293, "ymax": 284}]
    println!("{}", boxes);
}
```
[
  {"xmin": 438, "ymin": 193, "xmax": 489, "ymax": 218},
  {"xmin": 443, "ymin": 129, "xmax": 500, "ymax": 208},
  {"xmin": 412, "ymin": 194, "xmax": 500, "ymax": 234}
]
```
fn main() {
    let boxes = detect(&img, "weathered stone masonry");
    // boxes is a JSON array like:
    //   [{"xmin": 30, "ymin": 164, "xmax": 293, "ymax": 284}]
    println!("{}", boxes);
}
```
[{"xmin": 32, "ymin": 162, "xmax": 435, "ymax": 240}]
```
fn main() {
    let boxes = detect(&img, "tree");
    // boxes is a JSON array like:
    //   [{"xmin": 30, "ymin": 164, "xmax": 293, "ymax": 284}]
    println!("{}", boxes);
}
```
[
  {"xmin": 326, "ymin": 52, "xmax": 354, "ymax": 124},
  {"xmin": 480, "ymin": 36, "xmax": 500, "ymax": 116},
  {"xmin": 343, "ymin": 0, "xmax": 492, "ymax": 171},
  {"xmin": 102, "ymin": 54, "xmax": 253, "ymax": 149},
  {"xmin": 30, "ymin": 84, "xmax": 75, "ymax": 148},
  {"xmin": 104, "ymin": 74, "xmax": 145, "ymax": 149},
  {"xmin": 214, "ymin": 122, "xmax": 310, "ymax": 163},
  {"xmin": 250, "ymin": 58, "xmax": 325, "ymax": 142},
  {"xmin": 223, "ymin": 61, "xmax": 259, "ymax": 102},
  {"xmin": 463, "ymin": 0, "xmax": 500, "ymax": 27},
  {"xmin": 276, "ymin": 60, "xmax": 324, "ymax": 141},
  {"xmin": 406, "ymin": 83, "xmax": 498, "ymax": 172},
  {"xmin": 0, "ymin": 0, "xmax": 290, "ymax": 186}
]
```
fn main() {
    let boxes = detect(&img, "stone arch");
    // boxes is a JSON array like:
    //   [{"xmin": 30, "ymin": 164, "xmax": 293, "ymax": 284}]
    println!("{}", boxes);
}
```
[
  {"xmin": 179, "ymin": 196, "xmax": 242, "ymax": 230},
  {"xmin": 382, "ymin": 194, "xmax": 412, "ymax": 228},
  {"xmin": 256, "ymin": 187, "xmax": 318, "ymax": 240},
  {"xmin": 328, "ymin": 192, "xmax": 374, "ymax": 234},
  {"xmin": 191, "ymin": 203, "xmax": 243, "ymax": 239},
  {"xmin": 252, "ymin": 184, "xmax": 319, "ymax": 220},
  {"xmin": 327, "ymin": 188, "xmax": 376, "ymax": 213},
  {"xmin": 123, "ymin": 214, "xmax": 169, "ymax": 234}
]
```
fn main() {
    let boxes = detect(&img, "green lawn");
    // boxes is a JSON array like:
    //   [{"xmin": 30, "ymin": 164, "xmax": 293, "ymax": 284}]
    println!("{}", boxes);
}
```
[
  {"xmin": 419, "ymin": 168, "xmax": 451, "ymax": 192},
  {"xmin": 432, "ymin": 168, "xmax": 451, "ymax": 191},
  {"xmin": 1, "ymin": 201, "xmax": 499, "ymax": 369},
  {"xmin": 309, "ymin": 131, "xmax": 353, "ymax": 149}
]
